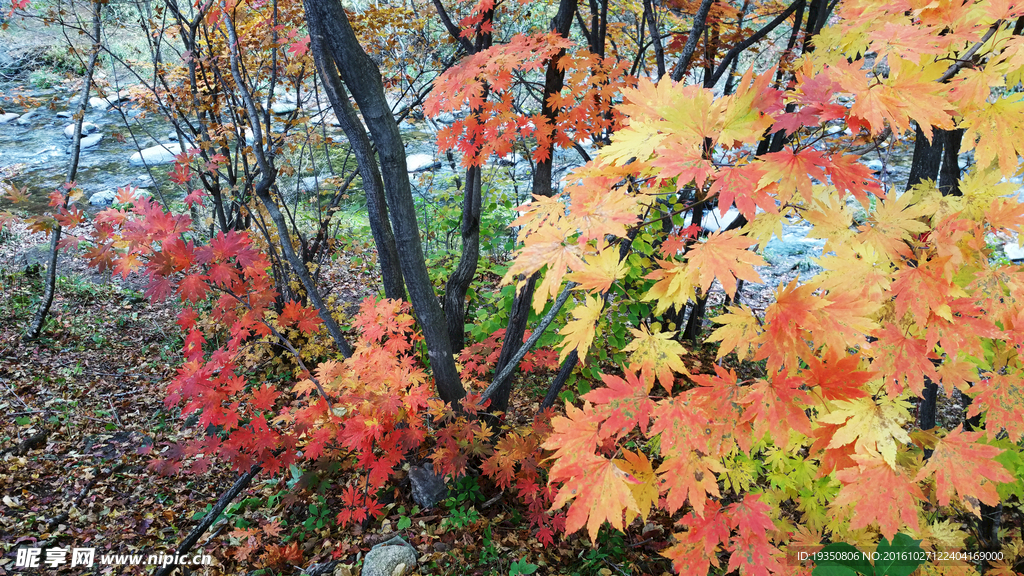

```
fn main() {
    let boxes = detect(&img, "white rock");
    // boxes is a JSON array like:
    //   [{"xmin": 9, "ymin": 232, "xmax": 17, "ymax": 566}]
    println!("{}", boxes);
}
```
[
  {"xmin": 64, "ymin": 122, "xmax": 100, "ymax": 138},
  {"xmin": 79, "ymin": 134, "xmax": 103, "ymax": 149},
  {"xmin": 0, "ymin": 112, "xmax": 19, "ymax": 124},
  {"xmin": 1005, "ymin": 241, "xmax": 1024, "ymax": 262},
  {"xmin": 134, "ymin": 174, "xmax": 156, "ymax": 188},
  {"xmin": 129, "ymin": 143, "xmax": 182, "ymax": 166},
  {"xmin": 89, "ymin": 96, "xmax": 111, "ymax": 110},
  {"xmin": 702, "ymin": 207, "xmax": 742, "ymax": 233},
  {"xmin": 16, "ymin": 110, "xmax": 39, "ymax": 125},
  {"xmin": 406, "ymin": 153, "xmax": 437, "ymax": 172},
  {"xmin": 271, "ymin": 101, "xmax": 297, "ymax": 115},
  {"xmin": 89, "ymin": 189, "xmax": 117, "ymax": 206}
]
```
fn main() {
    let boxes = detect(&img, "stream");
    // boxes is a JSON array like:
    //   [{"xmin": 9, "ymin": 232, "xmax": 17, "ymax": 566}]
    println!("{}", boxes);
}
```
[{"xmin": 2, "ymin": 79, "xmax": 1020, "ymax": 297}]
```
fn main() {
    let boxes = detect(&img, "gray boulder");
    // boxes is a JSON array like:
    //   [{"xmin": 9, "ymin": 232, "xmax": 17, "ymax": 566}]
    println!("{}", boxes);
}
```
[
  {"xmin": 362, "ymin": 536, "xmax": 417, "ymax": 576},
  {"xmin": 408, "ymin": 463, "xmax": 447, "ymax": 509},
  {"xmin": 271, "ymin": 101, "xmax": 297, "ymax": 115},
  {"xmin": 79, "ymin": 133, "xmax": 103, "ymax": 149},
  {"xmin": 129, "ymin": 143, "xmax": 182, "ymax": 166}
]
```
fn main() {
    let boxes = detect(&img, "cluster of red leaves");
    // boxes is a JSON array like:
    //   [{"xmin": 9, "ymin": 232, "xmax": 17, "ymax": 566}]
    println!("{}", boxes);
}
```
[
  {"xmin": 456, "ymin": 328, "xmax": 559, "ymax": 379},
  {"xmin": 426, "ymin": 34, "xmax": 632, "ymax": 165}
]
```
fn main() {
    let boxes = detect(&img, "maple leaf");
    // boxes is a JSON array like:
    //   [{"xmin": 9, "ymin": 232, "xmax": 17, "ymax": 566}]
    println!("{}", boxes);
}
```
[
  {"xmin": 802, "ymin": 352, "xmax": 873, "ymax": 402},
  {"xmin": 616, "ymin": 450, "xmax": 658, "ymax": 524},
  {"xmin": 541, "ymin": 401, "xmax": 606, "ymax": 466},
  {"xmin": 566, "ymin": 247, "xmax": 628, "ymax": 293},
  {"xmin": 727, "ymin": 495, "xmax": 783, "ymax": 576},
  {"xmin": 556, "ymin": 295, "xmax": 603, "ymax": 363},
  {"xmin": 739, "ymin": 371, "xmax": 812, "ymax": 441},
  {"xmin": 855, "ymin": 190, "xmax": 930, "ymax": 262},
  {"xmin": 683, "ymin": 230, "xmax": 764, "ymax": 299},
  {"xmin": 178, "ymin": 274, "xmax": 209, "ymax": 303},
  {"xmin": 584, "ymin": 370, "xmax": 655, "ymax": 437},
  {"xmin": 708, "ymin": 304, "xmax": 762, "ymax": 361},
  {"xmin": 622, "ymin": 325, "xmax": 690, "ymax": 391},
  {"xmin": 832, "ymin": 451, "xmax": 924, "ymax": 540},
  {"xmin": 549, "ymin": 453, "xmax": 640, "ymax": 541},
  {"xmin": 967, "ymin": 371, "xmax": 1024, "ymax": 442},
  {"xmin": 251, "ymin": 384, "xmax": 281, "ymax": 411},
  {"xmin": 816, "ymin": 396, "xmax": 913, "ymax": 468},
  {"xmin": 644, "ymin": 259, "xmax": 698, "ymax": 316},
  {"xmin": 914, "ymin": 426, "xmax": 1013, "ymax": 514},
  {"xmin": 658, "ymin": 450, "xmax": 725, "ymax": 516},
  {"xmin": 871, "ymin": 322, "xmax": 939, "ymax": 397},
  {"xmin": 758, "ymin": 148, "xmax": 828, "ymax": 204},
  {"xmin": 279, "ymin": 301, "xmax": 323, "ymax": 334},
  {"xmin": 663, "ymin": 501, "xmax": 730, "ymax": 573}
]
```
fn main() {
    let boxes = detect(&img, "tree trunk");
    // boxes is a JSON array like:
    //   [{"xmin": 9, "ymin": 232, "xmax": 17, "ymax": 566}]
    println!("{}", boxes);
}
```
[
  {"xmin": 488, "ymin": 0, "xmax": 576, "ymax": 414},
  {"xmin": 302, "ymin": 0, "xmax": 465, "ymax": 404},
  {"xmin": 306, "ymin": 34, "xmax": 406, "ymax": 301},
  {"xmin": 24, "ymin": 0, "xmax": 103, "ymax": 342},
  {"xmin": 444, "ymin": 166, "xmax": 482, "ymax": 353}
]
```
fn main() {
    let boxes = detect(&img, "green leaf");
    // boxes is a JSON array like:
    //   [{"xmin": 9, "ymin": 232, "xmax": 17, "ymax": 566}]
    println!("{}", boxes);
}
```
[
  {"xmin": 873, "ymin": 533, "xmax": 925, "ymax": 576},
  {"xmin": 15, "ymin": 416, "xmax": 30, "ymax": 426},
  {"xmin": 397, "ymin": 516, "xmax": 412, "ymax": 530},
  {"xmin": 812, "ymin": 543, "xmax": 873, "ymax": 576}
]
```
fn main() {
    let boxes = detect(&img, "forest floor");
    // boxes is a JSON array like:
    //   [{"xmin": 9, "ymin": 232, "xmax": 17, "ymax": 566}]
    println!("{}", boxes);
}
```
[{"xmin": 0, "ymin": 220, "xmax": 693, "ymax": 576}]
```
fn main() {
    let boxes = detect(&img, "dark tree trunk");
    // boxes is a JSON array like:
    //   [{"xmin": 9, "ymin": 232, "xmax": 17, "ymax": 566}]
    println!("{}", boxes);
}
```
[
  {"xmin": 938, "ymin": 128, "xmax": 964, "ymax": 197},
  {"xmin": 488, "ymin": 0, "xmax": 576, "ymax": 415},
  {"xmin": 306, "ymin": 32, "xmax": 406, "ymax": 301},
  {"xmin": 302, "ymin": 0, "xmax": 465, "ymax": 403},
  {"xmin": 642, "ymin": 0, "xmax": 665, "ymax": 77},
  {"xmin": 444, "ymin": 166, "xmax": 482, "ymax": 353},
  {"xmin": 905, "ymin": 124, "xmax": 944, "ymax": 189}
]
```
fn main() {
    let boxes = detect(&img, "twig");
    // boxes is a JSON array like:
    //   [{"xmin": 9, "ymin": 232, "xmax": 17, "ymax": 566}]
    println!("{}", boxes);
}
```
[
  {"xmin": 154, "ymin": 464, "xmax": 261, "ymax": 576},
  {"xmin": 107, "ymin": 399, "xmax": 124, "ymax": 429},
  {"xmin": 1, "ymin": 379, "xmax": 34, "ymax": 411}
]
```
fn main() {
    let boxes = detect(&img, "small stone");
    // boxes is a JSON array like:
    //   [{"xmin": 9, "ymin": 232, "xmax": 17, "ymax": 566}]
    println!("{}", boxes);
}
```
[
  {"xmin": 1005, "ymin": 241, "xmax": 1024, "ymax": 262},
  {"xmin": 271, "ymin": 101, "xmax": 298, "ymax": 115},
  {"xmin": 79, "ymin": 133, "xmax": 103, "ymax": 149},
  {"xmin": 16, "ymin": 110, "xmax": 39, "ymax": 125}
]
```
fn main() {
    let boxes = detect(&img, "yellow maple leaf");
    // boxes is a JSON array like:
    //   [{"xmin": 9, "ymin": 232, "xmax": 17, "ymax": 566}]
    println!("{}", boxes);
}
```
[
  {"xmin": 566, "ymin": 247, "xmax": 628, "ymax": 293},
  {"xmin": 708, "ymin": 304, "xmax": 762, "ymax": 361},
  {"xmin": 817, "ymin": 396, "xmax": 913, "ymax": 467},
  {"xmin": 622, "ymin": 325, "xmax": 690, "ymax": 392},
  {"xmin": 643, "ymin": 260, "xmax": 697, "ymax": 316},
  {"xmin": 685, "ymin": 230, "xmax": 765, "ymax": 298},
  {"xmin": 616, "ymin": 449, "xmax": 659, "ymax": 525},
  {"xmin": 557, "ymin": 295, "xmax": 604, "ymax": 363}
]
